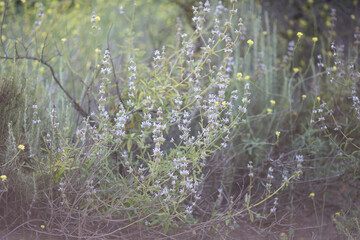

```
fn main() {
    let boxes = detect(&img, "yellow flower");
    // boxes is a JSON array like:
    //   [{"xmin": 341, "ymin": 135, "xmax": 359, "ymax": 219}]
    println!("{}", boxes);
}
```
[
  {"xmin": 270, "ymin": 100, "xmax": 276, "ymax": 105},
  {"xmin": 215, "ymin": 101, "xmax": 219, "ymax": 105},
  {"xmin": 312, "ymin": 37, "xmax": 318, "ymax": 42},
  {"xmin": 237, "ymin": 72, "xmax": 243, "ymax": 80},
  {"xmin": 276, "ymin": 131, "xmax": 280, "ymax": 138},
  {"xmin": 323, "ymin": 3, "xmax": 329, "ymax": 10},
  {"xmin": 293, "ymin": 68, "xmax": 299, "ymax": 73},
  {"xmin": 263, "ymin": 31, "xmax": 267, "ymax": 36},
  {"xmin": 266, "ymin": 108, "xmax": 272, "ymax": 114},
  {"xmin": 1, "ymin": 35, "xmax": 5, "ymax": 41},
  {"xmin": 95, "ymin": 48, "xmax": 101, "ymax": 53},
  {"xmin": 247, "ymin": 39, "xmax": 254, "ymax": 46},
  {"xmin": 287, "ymin": 29, "xmax": 293, "ymax": 37},
  {"xmin": 94, "ymin": 16, "xmax": 101, "ymax": 22},
  {"xmin": 1, "ymin": 175, "xmax": 7, "ymax": 182},
  {"xmin": 40, "ymin": 225, "xmax": 45, "ymax": 229},
  {"xmin": 302, "ymin": 94, "xmax": 307, "ymax": 100},
  {"xmin": 0, "ymin": 2, "xmax": 4, "ymax": 7},
  {"xmin": 222, "ymin": 101, "xmax": 227, "ymax": 106},
  {"xmin": 244, "ymin": 75, "xmax": 250, "ymax": 80},
  {"xmin": 333, "ymin": 66, "xmax": 337, "ymax": 71},
  {"xmin": 351, "ymin": 14, "xmax": 356, "ymax": 20},
  {"xmin": 18, "ymin": 145, "xmax": 25, "ymax": 151},
  {"xmin": 335, "ymin": 212, "xmax": 340, "ymax": 216},
  {"xmin": 309, "ymin": 192, "xmax": 315, "ymax": 198},
  {"xmin": 308, "ymin": 0, "xmax": 314, "ymax": 4},
  {"xmin": 297, "ymin": 32, "xmax": 303, "ymax": 38},
  {"xmin": 317, "ymin": 96, "xmax": 321, "ymax": 101},
  {"xmin": 326, "ymin": 20, "xmax": 331, "ymax": 27},
  {"xmin": 61, "ymin": 38, "xmax": 67, "ymax": 43},
  {"xmin": 299, "ymin": 19, "xmax": 307, "ymax": 28}
]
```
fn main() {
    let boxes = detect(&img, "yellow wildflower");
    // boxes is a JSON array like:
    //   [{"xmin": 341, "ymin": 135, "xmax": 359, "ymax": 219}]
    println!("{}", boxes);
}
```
[
  {"xmin": 94, "ymin": 16, "xmax": 101, "ymax": 22},
  {"xmin": 266, "ymin": 108, "xmax": 272, "ymax": 114},
  {"xmin": 222, "ymin": 101, "xmax": 226, "ymax": 106},
  {"xmin": 40, "ymin": 225, "xmax": 45, "ymax": 229},
  {"xmin": 244, "ymin": 75, "xmax": 250, "ymax": 80},
  {"xmin": 312, "ymin": 37, "xmax": 318, "ymax": 42},
  {"xmin": 276, "ymin": 131, "xmax": 280, "ymax": 138},
  {"xmin": 215, "ymin": 101, "xmax": 219, "ymax": 105},
  {"xmin": 95, "ymin": 48, "xmax": 101, "ymax": 53},
  {"xmin": 333, "ymin": 66, "xmax": 337, "ymax": 71},
  {"xmin": 297, "ymin": 32, "xmax": 303, "ymax": 38},
  {"xmin": 270, "ymin": 100, "xmax": 276, "ymax": 105},
  {"xmin": 61, "ymin": 38, "xmax": 67, "ymax": 43},
  {"xmin": 309, "ymin": 192, "xmax": 315, "ymax": 198},
  {"xmin": 308, "ymin": 0, "xmax": 314, "ymax": 4},
  {"xmin": 299, "ymin": 19, "xmax": 307, "ymax": 28},
  {"xmin": 287, "ymin": 29, "xmax": 293, "ymax": 37},
  {"xmin": 18, "ymin": 145, "xmax": 25, "ymax": 151},
  {"xmin": 237, "ymin": 72, "xmax": 243, "ymax": 80},
  {"xmin": 247, "ymin": 39, "xmax": 254, "ymax": 46},
  {"xmin": 335, "ymin": 212, "xmax": 340, "ymax": 216},
  {"xmin": 302, "ymin": 94, "xmax": 307, "ymax": 100},
  {"xmin": 351, "ymin": 14, "xmax": 356, "ymax": 20},
  {"xmin": 293, "ymin": 68, "xmax": 299, "ymax": 73},
  {"xmin": 1, "ymin": 175, "xmax": 7, "ymax": 182},
  {"xmin": 317, "ymin": 96, "xmax": 321, "ymax": 101},
  {"xmin": 263, "ymin": 31, "xmax": 267, "ymax": 35}
]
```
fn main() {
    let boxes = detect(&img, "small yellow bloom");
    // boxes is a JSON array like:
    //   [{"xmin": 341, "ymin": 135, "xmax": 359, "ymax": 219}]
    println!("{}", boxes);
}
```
[
  {"xmin": 94, "ymin": 16, "xmax": 101, "ymax": 22},
  {"xmin": 21, "ymin": 0, "xmax": 26, "ymax": 3},
  {"xmin": 309, "ymin": 192, "xmax": 315, "ymax": 198},
  {"xmin": 351, "ymin": 14, "xmax": 356, "ymax": 20},
  {"xmin": 215, "ymin": 101, "xmax": 219, "ymax": 105},
  {"xmin": 46, "ymin": 9, "xmax": 52, "ymax": 14},
  {"xmin": 293, "ymin": 68, "xmax": 299, "ymax": 73},
  {"xmin": 323, "ymin": 3, "xmax": 329, "ymax": 10},
  {"xmin": 61, "ymin": 38, "xmax": 67, "ymax": 43},
  {"xmin": 18, "ymin": 145, "xmax": 25, "ymax": 151},
  {"xmin": 266, "ymin": 108, "xmax": 272, "ymax": 114},
  {"xmin": 302, "ymin": 94, "xmax": 307, "ymax": 100},
  {"xmin": 222, "ymin": 101, "xmax": 226, "ymax": 106},
  {"xmin": 270, "ymin": 100, "xmax": 276, "ymax": 105},
  {"xmin": 263, "ymin": 31, "xmax": 267, "ymax": 36},
  {"xmin": 312, "ymin": 37, "xmax": 318, "ymax": 42},
  {"xmin": 247, "ymin": 39, "xmax": 254, "ymax": 46},
  {"xmin": 276, "ymin": 131, "xmax": 280, "ymax": 138},
  {"xmin": 299, "ymin": 19, "xmax": 307, "ymax": 28},
  {"xmin": 335, "ymin": 212, "xmax": 341, "ymax": 216},
  {"xmin": 287, "ymin": 29, "xmax": 293, "ymax": 37},
  {"xmin": 317, "ymin": 96, "xmax": 321, "ymax": 101},
  {"xmin": 95, "ymin": 48, "xmax": 101, "ymax": 53},
  {"xmin": 333, "ymin": 66, "xmax": 337, "ymax": 71},
  {"xmin": 0, "ymin": 2, "xmax": 4, "ymax": 7},
  {"xmin": 297, "ymin": 32, "xmax": 303, "ymax": 38},
  {"xmin": 39, "ymin": 67, "xmax": 45, "ymax": 73},
  {"xmin": 1, "ymin": 175, "xmax": 7, "ymax": 182},
  {"xmin": 308, "ymin": 0, "xmax": 314, "ymax": 4},
  {"xmin": 1, "ymin": 35, "xmax": 5, "ymax": 41},
  {"xmin": 326, "ymin": 20, "xmax": 331, "ymax": 27},
  {"xmin": 40, "ymin": 225, "xmax": 45, "ymax": 229},
  {"xmin": 244, "ymin": 75, "xmax": 250, "ymax": 80},
  {"xmin": 237, "ymin": 72, "xmax": 243, "ymax": 80}
]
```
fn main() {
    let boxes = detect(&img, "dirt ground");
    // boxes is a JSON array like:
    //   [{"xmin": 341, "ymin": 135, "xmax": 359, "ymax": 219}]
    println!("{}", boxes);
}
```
[{"xmin": 1, "ymin": 210, "xmax": 341, "ymax": 240}]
